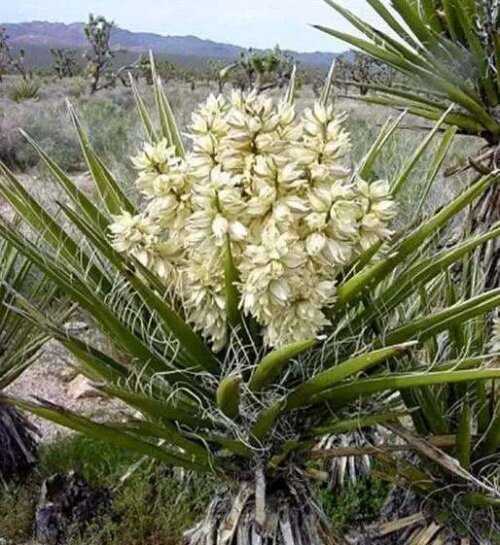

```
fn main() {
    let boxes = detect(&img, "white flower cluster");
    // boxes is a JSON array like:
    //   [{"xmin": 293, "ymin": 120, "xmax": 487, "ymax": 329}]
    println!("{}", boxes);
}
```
[{"xmin": 109, "ymin": 91, "xmax": 396, "ymax": 350}]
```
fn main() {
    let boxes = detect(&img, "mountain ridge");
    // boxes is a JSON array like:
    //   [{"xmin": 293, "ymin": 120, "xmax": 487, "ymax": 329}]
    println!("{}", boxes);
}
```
[{"xmin": 2, "ymin": 21, "xmax": 339, "ymax": 67}]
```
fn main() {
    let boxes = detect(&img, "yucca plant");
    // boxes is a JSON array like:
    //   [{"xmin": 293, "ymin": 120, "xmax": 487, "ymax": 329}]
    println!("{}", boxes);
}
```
[
  {"xmin": 317, "ymin": 1, "xmax": 500, "ymax": 289},
  {"xmin": 0, "ymin": 62, "xmax": 499, "ymax": 544},
  {"xmin": 0, "ymin": 235, "xmax": 67, "ymax": 479},
  {"xmin": 351, "ymin": 278, "xmax": 500, "ymax": 544},
  {"xmin": 317, "ymin": 1, "xmax": 500, "ymax": 143}
]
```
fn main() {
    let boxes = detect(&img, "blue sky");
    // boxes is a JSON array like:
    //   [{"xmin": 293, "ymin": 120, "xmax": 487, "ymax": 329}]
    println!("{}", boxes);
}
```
[{"xmin": 1, "ymin": 1, "xmax": 390, "ymax": 52}]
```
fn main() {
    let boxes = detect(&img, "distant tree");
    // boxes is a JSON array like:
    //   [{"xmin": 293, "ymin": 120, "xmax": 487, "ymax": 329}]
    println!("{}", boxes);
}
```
[
  {"xmin": 135, "ymin": 54, "xmax": 153, "ymax": 84},
  {"xmin": 207, "ymin": 59, "xmax": 230, "ymax": 93},
  {"xmin": 223, "ymin": 45, "xmax": 295, "ymax": 93},
  {"xmin": 50, "ymin": 48, "xmax": 78, "ymax": 79},
  {"xmin": 83, "ymin": 14, "xmax": 146, "ymax": 93},
  {"xmin": 334, "ymin": 52, "xmax": 396, "ymax": 96},
  {"xmin": 155, "ymin": 58, "xmax": 181, "ymax": 82},
  {"xmin": 84, "ymin": 14, "xmax": 115, "ymax": 93},
  {"xmin": 0, "ymin": 28, "xmax": 30, "ymax": 82}
]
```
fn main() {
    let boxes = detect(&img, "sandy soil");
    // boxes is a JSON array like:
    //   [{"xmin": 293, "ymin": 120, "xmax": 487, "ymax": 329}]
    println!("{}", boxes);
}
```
[{"xmin": 6, "ymin": 330, "xmax": 129, "ymax": 443}]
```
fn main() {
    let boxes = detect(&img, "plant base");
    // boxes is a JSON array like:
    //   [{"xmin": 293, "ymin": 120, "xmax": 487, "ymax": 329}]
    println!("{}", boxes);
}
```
[
  {"xmin": 185, "ymin": 472, "xmax": 345, "ymax": 545},
  {"xmin": 0, "ymin": 403, "xmax": 38, "ymax": 480}
]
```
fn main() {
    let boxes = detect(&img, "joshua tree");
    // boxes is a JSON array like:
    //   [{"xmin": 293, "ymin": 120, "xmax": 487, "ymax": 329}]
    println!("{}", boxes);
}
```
[
  {"xmin": 84, "ymin": 14, "xmax": 115, "ymax": 94},
  {"xmin": 0, "ymin": 234, "xmax": 68, "ymax": 479},
  {"xmin": 1, "ymin": 64, "xmax": 499, "ymax": 544},
  {"xmin": 350, "ymin": 52, "xmax": 395, "ymax": 95},
  {"xmin": 208, "ymin": 59, "xmax": 230, "ymax": 94},
  {"xmin": 83, "ymin": 15, "xmax": 154, "ymax": 92},
  {"xmin": 156, "ymin": 58, "xmax": 183, "ymax": 83},
  {"xmin": 50, "ymin": 48, "xmax": 78, "ymax": 79},
  {"xmin": 332, "ymin": 53, "xmax": 396, "ymax": 97},
  {"xmin": 0, "ymin": 28, "xmax": 30, "ymax": 82},
  {"xmin": 223, "ymin": 45, "xmax": 295, "ymax": 93},
  {"xmin": 133, "ymin": 54, "xmax": 153, "ymax": 85}
]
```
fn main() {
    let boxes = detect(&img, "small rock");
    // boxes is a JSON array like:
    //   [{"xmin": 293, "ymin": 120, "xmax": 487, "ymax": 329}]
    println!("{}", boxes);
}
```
[
  {"xmin": 63, "ymin": 321, "xmax": 89, "ymax": 333},
  {"xmin": 66, "ymin": 375, "xmax": 100, "ymax": 400}
]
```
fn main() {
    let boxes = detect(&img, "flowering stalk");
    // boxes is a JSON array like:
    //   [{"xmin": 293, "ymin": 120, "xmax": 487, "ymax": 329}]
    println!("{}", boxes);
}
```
[{"xmin": 110, "ymin": 91, "xmax": 396, "ymax": 350}]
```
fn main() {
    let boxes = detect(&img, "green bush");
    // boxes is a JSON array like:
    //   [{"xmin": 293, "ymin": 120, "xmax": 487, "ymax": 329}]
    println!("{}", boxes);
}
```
[
  {"xmin": 320, "ymin": 477, "xmax": 390, "ymax": 533},
  {"xmin": 8, "ymin": 79, "xmax": 41, "ymax": 103}
]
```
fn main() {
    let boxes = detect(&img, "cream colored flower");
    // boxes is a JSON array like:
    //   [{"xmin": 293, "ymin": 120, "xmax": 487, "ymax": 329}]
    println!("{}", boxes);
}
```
[
  {"xmin": 132, "ymin": 139, "xmax": 188, "ymax": 198},
  {"xmin": 356, "ymin": 178, "xmax": 396, "ymax": 251},
  {"xmin": 109, "ymin": 211, "xmax": 160, "ymax": 257},
  {"xmin": 184, "ymin": 254, "xmax": 227, "ymax": 351},
  {"xmin": 110, "ymin": 90, "xmax": 395, "ymax": 350},
  {"xmin": 108, "ymin": 211, "xmax": 182, "ymax": 282}
]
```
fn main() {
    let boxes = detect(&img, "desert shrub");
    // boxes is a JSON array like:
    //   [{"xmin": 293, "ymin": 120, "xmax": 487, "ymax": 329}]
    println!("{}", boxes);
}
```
[
  {"xmin": 8, "ymin": 78, "xmax": 41, "ymax": 102},
  {"xmin": 0, "ymin": 78, "xmax": 205, "ymax": 174},
  {"xmin": 320, "ymin": 477, "xmax": 390, "ymax": 532},
  {"xmin": 0, "ymin": 83, "xmax": 141, "ymax": 172},
  {"xmin": 0, "ymin": 99, "xmax": 83, "ymax": 170},
  {"xmin": 0, "ymin": 435, "xmax": 216, "ymax": 545},
  {"xmin": 0, "ymin": 484, "xmax": 36, "ymax": 542}
]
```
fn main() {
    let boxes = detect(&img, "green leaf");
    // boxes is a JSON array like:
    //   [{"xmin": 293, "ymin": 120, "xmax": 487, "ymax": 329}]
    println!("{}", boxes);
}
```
[
  {"xmin": 356, "ymin": 94, "xmax": 485, "ymax": 134},
  {"xmin": 249, "ymin": 338, "xmax": 316, "ymax": 392},
  {"xmin": 286, "ymin": 342, "xmax": 417, "ymax": 409},
  {"xmin": 67, "ymin": 102, "xmax": 136, "ymax": 216},
  {"xmin": 320, "ymin": 59, "xmax": 336, "ymax": 106},
  {"xmin": 216, "ymin": 375, "xmax": 241, "ymax": 419},
  {"xmin": 463, "ymin": 493, "xmax": 500, "ymax": 509},
  {"xmin": 310, "ymin": 411, "xmax": 408, "ymax": 436},
  {"xmin": 482, "ymin": 410, "xmax": 500, "ymax": 456},
  {"xmin": 251, "ymin": 400, "xmax": 285, "ymax": 442},
  {"xmin": 357, "ymin": 111, "xmax": 406, "ymax": 180},
  {"xmin": 413, "ymin": 126, "xmax": 458, "ymax": 219},
  {"xmin": 349, "ymin": 225, "xmax": 500, "ymax": 336},
  {"xmin": 99, "ymin": 385, "xmax": 213, "ymax": 430},
  {"xmin": 1, "ymin": 394, "xmax": 211, "ymax": 472},
  {"xmin": 129, "ymin": 73, "xmax": 158, "ymax": 142},
  {"xmin": 0, "ymin": 163, "xmax": 110, "ymax": 292},
  {"xmin": 151, "ymin": 52, "xmax": 185, "ymax": 157},
  {"xmin": 112, "ymin": 419, "xmax": 213, "ymax": 465},
  {"xmin": 366, "ymin": 0, "xmax": 419, "ymax": 48},
  {"xmin": 314, "ymin": 369, "xmax": 500, "ymax": 407},
  {"xmin": 391, "ymin": 106, "xmax": 454, "ymax": 195},
  {"xmin": 456, "ymin": 402, "xmax": 472, "ymax": 470},
  {"xmin": 0, "ymin": 219, "xmax": 182, "ymax": 378},
  {"xmin": 385, "ymin": 289, "xmax": 500, "ymax": 345},
  {"xmin": 19, "ymin": 130, "xmax": 110, "ymax": 233}
]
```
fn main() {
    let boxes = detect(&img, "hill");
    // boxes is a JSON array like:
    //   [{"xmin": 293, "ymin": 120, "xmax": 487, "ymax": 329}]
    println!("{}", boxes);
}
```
[{"xmin": 2, "ymin": 21, "xmax": 338, "ymax": 68}]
